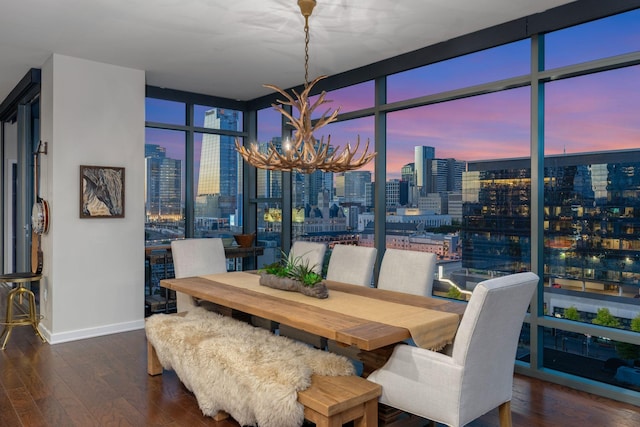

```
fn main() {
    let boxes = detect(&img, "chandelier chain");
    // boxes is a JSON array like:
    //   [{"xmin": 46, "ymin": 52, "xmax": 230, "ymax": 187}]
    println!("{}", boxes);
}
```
[{"xmin": 304, "ymin": 15, "xmax": 310, "ymax": 87}]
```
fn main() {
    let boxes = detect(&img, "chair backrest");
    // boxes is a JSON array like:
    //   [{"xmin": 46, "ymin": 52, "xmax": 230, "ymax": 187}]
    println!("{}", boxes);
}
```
[
  {"xmin": 377, "ymin": 249, "xmax": 436, "ymax": 296},
  {"xmin": 171, "ymin": 238, "xmax": 227, "ymax": 278},
  {"xmin": 451, "ymin": 272, "xmax": 538, "ymax": 416},
  {"xmin": 326, "ymin": 244, "xmax": 377, "ymax": 286},
  {"xmin": 289, "ymin": 241, "xmax": 327, "ymax": 275},
  {"xmin": 171, "ymin": 238, "xmax": 227, "ymax": 312}
]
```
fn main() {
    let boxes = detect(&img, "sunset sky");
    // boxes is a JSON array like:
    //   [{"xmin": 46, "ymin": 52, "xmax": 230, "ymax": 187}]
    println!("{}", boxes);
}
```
[{"xmin": 148, "ymin": 9, "xmax": 639, "ymax": 182}]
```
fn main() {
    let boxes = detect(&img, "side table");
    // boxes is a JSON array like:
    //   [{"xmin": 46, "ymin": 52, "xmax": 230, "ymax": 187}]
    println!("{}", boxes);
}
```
[{"xmin": 0, "ymin": 272, "xmax": 46, "ymax": 349}]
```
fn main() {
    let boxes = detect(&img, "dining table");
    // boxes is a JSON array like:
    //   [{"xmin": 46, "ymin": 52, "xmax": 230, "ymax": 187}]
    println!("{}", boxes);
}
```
[{"xmin": 160, "ymin": 271, "xmax": 466, "ymax": 376}]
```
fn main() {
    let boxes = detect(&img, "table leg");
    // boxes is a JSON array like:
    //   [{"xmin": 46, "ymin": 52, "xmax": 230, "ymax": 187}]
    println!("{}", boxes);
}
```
[
  {"xmin": 358, "ymin": 345, "xmax": 396, "ymax": 378},
  {"xmin": 356, "ymin": 345, "xmax": 401, "ymax": 426}
]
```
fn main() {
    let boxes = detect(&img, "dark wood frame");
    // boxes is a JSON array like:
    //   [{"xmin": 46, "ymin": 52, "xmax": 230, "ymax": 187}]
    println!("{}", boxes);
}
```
[{"xmin": 80, "ymin": 165, "xmax": 125, "ymax": 218}]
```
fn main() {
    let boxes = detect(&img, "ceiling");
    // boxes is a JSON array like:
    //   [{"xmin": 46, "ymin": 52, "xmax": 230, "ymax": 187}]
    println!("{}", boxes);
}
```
[{"xmin": 0, "ymin": 0, "xmax": 576, "ymax": 104}]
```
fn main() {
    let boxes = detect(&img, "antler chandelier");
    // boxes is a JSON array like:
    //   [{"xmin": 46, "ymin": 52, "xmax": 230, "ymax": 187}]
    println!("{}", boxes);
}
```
[{"xmin": 235, "ymin": 0, "xmax": 376, "ymax": 174}]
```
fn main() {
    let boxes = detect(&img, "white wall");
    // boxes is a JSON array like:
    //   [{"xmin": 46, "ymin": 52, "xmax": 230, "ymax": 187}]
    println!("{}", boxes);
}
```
[{"xmin": 39, "ymin": 54, "xmax": 145, "ymax": 343}]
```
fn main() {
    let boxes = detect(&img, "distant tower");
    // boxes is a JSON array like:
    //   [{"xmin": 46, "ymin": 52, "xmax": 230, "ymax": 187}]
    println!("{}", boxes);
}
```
[
  {"xmin": 415, "ymin": 146, "xmax": 435, "ymax": 195},
  {"xmin": 145, "ymin": 144, "xmax": 181, "ymax": 219},
  {"xmin": 196, "ymin": 108, "xmax": 240, "ymax": 220},
  {"xmin": 401, "ymin": 162, "xmax": 415, "ymax": 185},
  {"xmin": 257, "ymin": 137, "xmax": 283, "ymax": 198},
  {"xmin": 197, "ymin": 108, "xmax": 239, "ymax": 197}
]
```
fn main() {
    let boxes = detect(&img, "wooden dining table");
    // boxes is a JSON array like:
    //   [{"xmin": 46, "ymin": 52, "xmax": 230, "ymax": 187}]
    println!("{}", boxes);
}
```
[{"xmin": 160, "ymin": 271, "xmax": 466, "ymax": 376}]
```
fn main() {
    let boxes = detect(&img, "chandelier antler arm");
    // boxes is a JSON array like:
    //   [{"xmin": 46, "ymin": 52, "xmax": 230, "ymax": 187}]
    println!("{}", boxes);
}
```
[{"xmin": 263, "ymin": 83, "xmax": 298, "ymax": 107}]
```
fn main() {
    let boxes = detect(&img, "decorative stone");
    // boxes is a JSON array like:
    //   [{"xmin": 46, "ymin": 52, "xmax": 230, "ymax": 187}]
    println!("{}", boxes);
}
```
[{"xmin": 259, "ymin": 273, "xmax": 329, "ymax": 299}]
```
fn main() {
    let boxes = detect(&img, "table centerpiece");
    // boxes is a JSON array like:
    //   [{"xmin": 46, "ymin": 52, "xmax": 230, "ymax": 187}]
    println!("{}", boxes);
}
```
[{"xmin": 259, "ymin": 252, "xmax": 328, "ymax": 299}]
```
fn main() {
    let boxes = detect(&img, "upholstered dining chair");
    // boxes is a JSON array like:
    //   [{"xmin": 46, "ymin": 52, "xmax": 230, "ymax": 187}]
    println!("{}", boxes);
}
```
[
  {"xmin": 325, "ymin": 244, "xmax": 377, "ymax": 286},
  {"xmin": 280, "ymin": 244, "xmax": 377, "ymax": 349},
  {"xmin": 170, "ymin": 238, "xmax": 227, "ymax": 313},
  {"xmin": 289, "ymin": 240, "xmax": 327, "ymax": 274},
  {"xmin": 376, "ymin": 249, "xmax": 436, "ymax": 296},
  {"xmin": 328, "ymin": 248, "xmax": 434, "ymax": 359},
  {"xmin": 367, "ymin": 272, "xmax": 538, "ymax": 427}
]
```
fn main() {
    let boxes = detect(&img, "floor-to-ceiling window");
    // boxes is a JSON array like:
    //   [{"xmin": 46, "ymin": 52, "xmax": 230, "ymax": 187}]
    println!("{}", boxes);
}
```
[
  {"xmin": 144, "ymin": 92, "xmax": 246, "ymax": 308},
  {"xmin": 253, "ymin": 106, "xmax": 285, "ymax": 266},
  {"xmin": 539, "ymin": 10, "xmax": 640, "ymax": 395},
  {"xmin": 257, "ymin": 4, "xmax": 640, "ymax": 404},
  {"xmin": 145, "ymin": 95, "xmax": 246, "ymax": 245}
]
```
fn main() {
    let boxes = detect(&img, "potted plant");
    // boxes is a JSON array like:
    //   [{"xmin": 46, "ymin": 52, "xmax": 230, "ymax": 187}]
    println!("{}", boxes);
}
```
[{"xmin": 259, "ymin": 252, "xmax": 328, "ymax": 298}]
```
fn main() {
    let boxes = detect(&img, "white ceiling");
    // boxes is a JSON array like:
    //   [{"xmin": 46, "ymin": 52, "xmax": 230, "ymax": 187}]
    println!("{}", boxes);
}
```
[{"xmin": 0, "ymin": 0, "xmax": 576, "ymax": 103}]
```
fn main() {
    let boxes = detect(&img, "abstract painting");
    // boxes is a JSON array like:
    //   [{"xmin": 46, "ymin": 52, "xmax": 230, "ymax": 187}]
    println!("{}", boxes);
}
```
[{"xmin": 80, "ymin": 165, "xmax": 125, "ymax": 218}]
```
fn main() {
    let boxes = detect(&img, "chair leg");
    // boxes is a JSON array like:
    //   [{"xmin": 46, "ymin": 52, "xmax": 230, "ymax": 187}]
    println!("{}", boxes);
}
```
[{"xmin": 498, "ymin": 401, "xmax": 512, "ymax": 427}]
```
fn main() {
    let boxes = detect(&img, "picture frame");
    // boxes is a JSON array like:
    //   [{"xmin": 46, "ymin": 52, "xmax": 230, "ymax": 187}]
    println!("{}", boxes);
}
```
[{"xmin": 80, "ymin": 165, "xmax": 125, "ymax": 218}]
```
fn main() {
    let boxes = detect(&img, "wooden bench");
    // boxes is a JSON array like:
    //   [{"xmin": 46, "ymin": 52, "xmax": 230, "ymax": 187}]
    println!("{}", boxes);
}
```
[
  {"xmin": 148, "ymin": 340, "xmax": 381, "ymax": 426},
  {"xmin": 299, "ymin": 374, "xmax": 381, "ymax": 427}
]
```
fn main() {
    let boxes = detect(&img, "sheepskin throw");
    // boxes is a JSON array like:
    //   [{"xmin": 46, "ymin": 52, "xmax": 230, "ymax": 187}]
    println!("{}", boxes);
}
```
[{"xmin": 145, "ymin": 308, "xmax": 355, "ymax": 427}]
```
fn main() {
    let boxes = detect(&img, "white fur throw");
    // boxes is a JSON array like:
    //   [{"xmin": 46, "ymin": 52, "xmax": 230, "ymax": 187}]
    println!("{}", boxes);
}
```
[{"xmin": 145, "ymin": 307, "xmax": 355, "ymax": 427}]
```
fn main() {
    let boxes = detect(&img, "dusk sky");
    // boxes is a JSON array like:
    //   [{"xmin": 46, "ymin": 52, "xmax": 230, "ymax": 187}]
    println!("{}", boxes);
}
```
[{"xmin": 147, "ymin": 9, "xmax": 639, "ymax": 183}]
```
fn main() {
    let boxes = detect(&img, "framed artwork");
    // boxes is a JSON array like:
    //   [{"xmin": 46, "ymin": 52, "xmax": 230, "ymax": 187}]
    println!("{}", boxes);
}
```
[{"xmin": 80, "ymin": 165, "xmax": 125, "ymax": 218}]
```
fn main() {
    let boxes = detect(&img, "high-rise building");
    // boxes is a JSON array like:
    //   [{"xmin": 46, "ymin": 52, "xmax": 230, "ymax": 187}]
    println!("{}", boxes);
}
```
[
  {"xmin": 145, "ymin": 144, "xmax": 182, "ymax": 220},
  {"xmin": 414, "ymin": 146, "xmax": 435, "ymax": 195},
  {"xmin": 430, "ymin": 158, "xmax": 466, "ymax": 193},
  {"xmin": 461, "ymin": 150, "xmax": 640, "ymax": 296},
  {"xmin": 447, "ymin": 192, "xmax": 463, "ymax": 222},
  {"xmin": 386, "ymin": 179, "xmax": 401, "ymax": 209},
  {"xmin": 302, "ymin": 170, "xmax": 327, "ymax": 207},
  {"xmin": 197, "ymin": 108, "xmax": 239, "ymax": 197},
  {"xmin": 431, "ymin": 159, "xmax": 449, "ymax": 193},
  {"xmin": 257, "ymin": 137, "xmax": 283, "ymax": 198},
  {"xmin": 401, "ymin": 162, "xmax": 415, "ymax": 185},
  {"xmin": 196, "ymin": 108, "xmax": 240, "ymax": 219},
  {"xmin": 401, "ymin": 162, "xmax": 417, "ymax": 206},
  {"xmin": 448, "ymin": 159, "xmax": 466, "ymax": 192},
  {"xmin": 338, "ymin": 171, "xmax": 372, "ymax": 206}
]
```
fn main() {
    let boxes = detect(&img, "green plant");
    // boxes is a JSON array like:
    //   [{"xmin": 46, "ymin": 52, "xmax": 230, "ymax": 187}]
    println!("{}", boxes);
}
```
[
  {"xmin": 592, "ymin": 307, "xmax": 621, "ymax": 328},
  {"xmin": 631, "ymin": 314, "xmax": 640, "ymax": 332},
  {"xmin": 260, "ymin": 251, "xmax": 323, "ymax": 287},
  {"xmin": 563, "ymin": 306, "xmax": 581, "ymax": 321}
]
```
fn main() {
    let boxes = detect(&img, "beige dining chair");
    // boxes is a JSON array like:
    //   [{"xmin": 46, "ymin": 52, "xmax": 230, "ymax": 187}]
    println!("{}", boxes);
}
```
[
  {"xmin": 289, "ymin": 240, "xmax": 327, "ymax": 274},
  {"xmin": 170, "ymin": 238, "xmax": 227, "ymax": 313},
  {"xmin": 282, "ymin": 244, "xmax": 377, "ymax": 349},
  {"xmin": 367, "ymin": 272, "xmax": 538, "ymax": 427},
  {"xmin": 326, "ymin": 244, "xmax": 377, "ymax": 286},
  {"xmin": 328, "ymin": 248, "xmax": 436, "ymax": 359},
  {"xmin": 377, "ymin": 249, "xmax": 436, "ymax": 296}
]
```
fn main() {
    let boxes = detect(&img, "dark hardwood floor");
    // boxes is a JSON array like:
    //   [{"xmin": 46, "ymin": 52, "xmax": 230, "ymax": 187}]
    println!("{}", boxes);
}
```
[{"xmin": 1, "ymin": 290, "xmax": 638, "ymax": 426}]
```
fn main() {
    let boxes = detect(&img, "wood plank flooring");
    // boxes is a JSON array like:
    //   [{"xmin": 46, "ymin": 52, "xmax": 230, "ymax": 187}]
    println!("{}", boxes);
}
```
[{"xmin": 1, "ymin": 291, "xmax": 639, "ymax": 426}]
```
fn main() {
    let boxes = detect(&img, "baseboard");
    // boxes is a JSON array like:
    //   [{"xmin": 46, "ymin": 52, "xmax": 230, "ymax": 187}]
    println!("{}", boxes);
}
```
[{"xmin": 41, "ymin": 318, "xmax": 145, "ymax": 344}]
